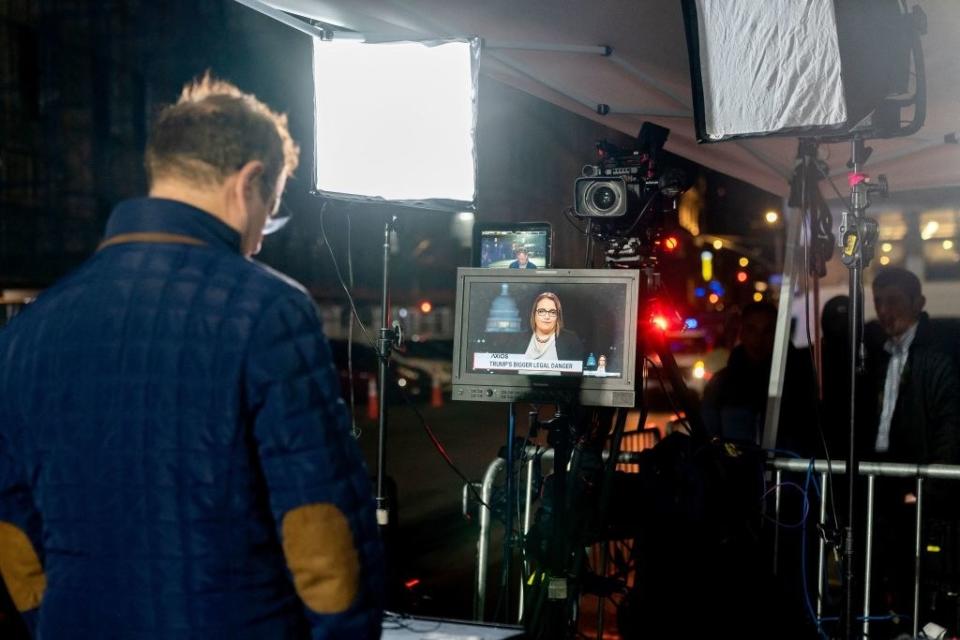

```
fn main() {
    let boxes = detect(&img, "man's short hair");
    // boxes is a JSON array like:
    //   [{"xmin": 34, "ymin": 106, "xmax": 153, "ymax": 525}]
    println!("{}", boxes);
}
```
[
  {"xmin": 145, "ymin": 73, "xmax": 299, "ymax": 199},
  {"xmin": 872, "ymin": 266, "xmax": 922, "ymax": 300}
]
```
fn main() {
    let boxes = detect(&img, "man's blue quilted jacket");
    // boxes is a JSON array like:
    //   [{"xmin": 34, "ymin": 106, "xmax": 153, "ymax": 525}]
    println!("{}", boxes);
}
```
[{"xmin": 0, "ymin": 198, "xmax": 383, "ymax": 638}]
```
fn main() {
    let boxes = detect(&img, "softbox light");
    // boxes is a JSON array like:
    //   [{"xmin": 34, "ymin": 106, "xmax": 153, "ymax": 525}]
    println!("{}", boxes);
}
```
[
  {"xmin": 312, "ymin": 37, "xmax": 480, "ymax": 211},
  {"xmin": 681, "ymin": 0, "xmax": 924, "ymax": 143}
]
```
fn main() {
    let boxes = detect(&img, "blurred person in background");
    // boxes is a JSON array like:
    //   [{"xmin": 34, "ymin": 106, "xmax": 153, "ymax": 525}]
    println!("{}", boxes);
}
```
[{"xmin": 702, "ymin": 301, "xmax": 816, "ymax": 456}]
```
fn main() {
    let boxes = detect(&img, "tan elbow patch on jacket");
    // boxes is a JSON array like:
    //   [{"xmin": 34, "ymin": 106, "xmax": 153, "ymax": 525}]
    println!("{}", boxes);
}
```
[
  {"xmin": 281, "ymin": 503, "xmax": 360, "ymax": 614},
  {"xmin": 0, "ymin": 521, "xmax": 46, "ymax": 613}
]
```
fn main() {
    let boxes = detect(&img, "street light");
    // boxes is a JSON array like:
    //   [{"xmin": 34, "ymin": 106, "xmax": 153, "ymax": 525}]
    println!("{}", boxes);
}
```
[{"xmin": 764, "ymin": 210, "xmax": 779, "ymax": 224}]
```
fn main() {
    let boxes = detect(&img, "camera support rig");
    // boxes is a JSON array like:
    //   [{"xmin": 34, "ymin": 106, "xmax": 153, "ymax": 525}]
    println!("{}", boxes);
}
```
[{"xmin": 519, "ymin": 134, "xmax": 708, "ymax": 638}]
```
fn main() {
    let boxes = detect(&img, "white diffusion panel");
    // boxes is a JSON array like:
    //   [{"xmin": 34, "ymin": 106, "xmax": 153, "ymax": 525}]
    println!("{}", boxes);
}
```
[
  {"xmin": 693, "ymin": 0, "xmax": 846, "ymax": 140},
  {"xmin": 312, "ymin": 37, "xmax": 479, "ymax": 210}
]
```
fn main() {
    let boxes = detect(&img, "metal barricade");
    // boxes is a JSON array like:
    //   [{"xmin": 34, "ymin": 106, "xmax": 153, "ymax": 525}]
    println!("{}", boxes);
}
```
[
  {"xmin": 471, "ymin": 445, "xmax": 641, "ymax": 621},
  {"xmin": 769, "ymin": 458, "xmax": 960, "ymax": 638},
  {"xmin": 472, "ymin": 451, "xmax": 960, "ymax": 635}
]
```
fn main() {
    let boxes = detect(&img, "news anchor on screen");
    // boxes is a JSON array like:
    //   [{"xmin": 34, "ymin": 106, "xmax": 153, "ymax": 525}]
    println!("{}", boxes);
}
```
[{"xmin": 512, "ymin": 292, "xmax": 584, "ymax": 363}]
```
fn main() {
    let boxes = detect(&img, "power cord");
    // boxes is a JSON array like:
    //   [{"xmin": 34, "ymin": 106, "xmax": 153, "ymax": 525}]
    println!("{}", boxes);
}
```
[
  {"xmin": 644, "ymin": 356, "xmax": 692, "ymax": 432},
  {"xmin": 799, "ymin": 200, "xmax": 842, "ymax": 534}
]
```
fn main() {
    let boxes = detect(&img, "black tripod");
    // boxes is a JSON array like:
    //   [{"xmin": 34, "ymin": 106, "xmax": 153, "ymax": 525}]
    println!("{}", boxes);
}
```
[{"xmin": 519, "ymin": 261, "xmax": 708, "ymax": 639}]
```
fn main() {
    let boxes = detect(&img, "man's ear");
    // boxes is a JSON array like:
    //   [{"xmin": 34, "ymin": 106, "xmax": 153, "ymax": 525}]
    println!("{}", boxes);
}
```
[
  {"xmin": 917, "ymin": 294, "xmax": 927, "ymax": 314},
  {"xmin": 237, "ymin": 161, "xmax": 265, "ymax": 202}
]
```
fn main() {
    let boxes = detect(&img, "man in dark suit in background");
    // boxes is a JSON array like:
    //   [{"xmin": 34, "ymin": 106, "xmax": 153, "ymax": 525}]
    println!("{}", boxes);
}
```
[{"xmin": 861, "ymin": 267, "xmax": 960, "ymax": 630}]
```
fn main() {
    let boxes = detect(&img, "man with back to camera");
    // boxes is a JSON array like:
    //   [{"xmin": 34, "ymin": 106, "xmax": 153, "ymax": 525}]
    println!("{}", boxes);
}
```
[
  {"xmin": 0, "ymin": 74, "xmax": 383, "ymax": 639},
  {"xmin": 508, "ymin": 248, "xmax": 537, "ymax": 269}
]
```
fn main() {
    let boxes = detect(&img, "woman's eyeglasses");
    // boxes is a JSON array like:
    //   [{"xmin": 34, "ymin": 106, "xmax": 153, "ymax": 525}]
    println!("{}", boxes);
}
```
[{"xmin": 536, "ymin": 308, "xmax": 558, "ymax": 318}]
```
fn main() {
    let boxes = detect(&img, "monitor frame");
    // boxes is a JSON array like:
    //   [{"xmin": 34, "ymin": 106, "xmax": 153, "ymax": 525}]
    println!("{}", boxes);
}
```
[
  {"xmin": 471, "ymin": 222, "xmax": 553, "ymax": 269},
  {"xmin": 451, "ymin": 268, "xmax": 640, "ymax": 408}
]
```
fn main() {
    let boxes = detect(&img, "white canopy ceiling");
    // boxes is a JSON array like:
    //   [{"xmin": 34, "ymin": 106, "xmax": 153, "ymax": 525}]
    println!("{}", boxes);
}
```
[{"xmin": 265, "ymin": 0, "xmax": 960, "ymax": 199}]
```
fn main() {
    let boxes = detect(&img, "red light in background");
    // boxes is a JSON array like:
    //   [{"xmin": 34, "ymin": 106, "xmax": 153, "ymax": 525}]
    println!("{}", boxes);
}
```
[
  {"xmin": 663, "ymin": 236, "xmax": 679, "ymax": 251},
  {"xmin": 736, "ymin": 271, "xmax": 748, "ymax": 283},
  {"xmin": 404, "ymin": 578, "xmax": 421, "ymax": 589},
  {"xmin": 419, "ymin": 301, "xmax": 433, "ymax": 314},
  {"xmin": 651, "ymin": 315, "xmax": 669, "ymax": 331}
]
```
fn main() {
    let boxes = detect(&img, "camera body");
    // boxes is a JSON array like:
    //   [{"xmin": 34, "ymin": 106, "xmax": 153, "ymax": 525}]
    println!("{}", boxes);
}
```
[
  {"xmin": 573, "ymin": 123, "xmax": 686, "ymax": 232},
  {"xmin": 574, "ymin": 156, "xmax": 655, "ymax": 220}
]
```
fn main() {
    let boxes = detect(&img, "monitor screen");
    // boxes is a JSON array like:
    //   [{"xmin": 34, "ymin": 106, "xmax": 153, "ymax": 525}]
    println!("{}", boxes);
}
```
[
  {"xmin": 452, "ymin": 268, "xmax": 640, "ymax": 407},
  {"xmin": 472, "ymin": 222, "xmax": 551, "ymax": 269}
]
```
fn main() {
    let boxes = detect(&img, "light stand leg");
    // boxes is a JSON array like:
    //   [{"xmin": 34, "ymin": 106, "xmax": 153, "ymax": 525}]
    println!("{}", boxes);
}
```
[
  {"xmin": 376, "ymin": 215, "xmax": 398, "ymax": 527},
  {"xmin": 761, "ymin": 193, "xmax": 803, "ymax": 453},
  {"xmin": 843, "ymin": 255, "xmax": 860, "ymax": 640}
]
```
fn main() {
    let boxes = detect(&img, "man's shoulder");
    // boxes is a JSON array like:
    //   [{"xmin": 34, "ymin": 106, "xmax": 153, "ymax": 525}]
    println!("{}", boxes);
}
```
[
  {"xmin": 922, "ymin": 316, "xmax": 960, "ymax": 347},
  {"xmin": 246, "ymin": 260, "xmax": 310, "ymax": 298}
]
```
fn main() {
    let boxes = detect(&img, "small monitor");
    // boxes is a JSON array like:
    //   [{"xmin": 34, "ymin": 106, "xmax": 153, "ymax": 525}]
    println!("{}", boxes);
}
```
[
  {"xmin": 451, "ymin": 268, "xmax": 640, "ymax": 407},
  {"xmin": 472, "ymin": 222, "xmax": 552, "ymax": 269}
]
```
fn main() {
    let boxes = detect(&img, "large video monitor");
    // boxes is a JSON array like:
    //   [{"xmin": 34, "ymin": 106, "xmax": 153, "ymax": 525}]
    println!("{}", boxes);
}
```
[
  {"xmin": 472, "ymin": 222, "xmax": 552, "ymax": 269},
  {"xmin": 452, "ymin": 268, "xmax": 640, "ymax": 407}
]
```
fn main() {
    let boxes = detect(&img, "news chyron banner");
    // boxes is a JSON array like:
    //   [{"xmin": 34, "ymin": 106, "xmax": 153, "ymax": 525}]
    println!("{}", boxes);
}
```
[{"xmin": 473, "ymin": 352, "xmax": 583, "ymax": 374}]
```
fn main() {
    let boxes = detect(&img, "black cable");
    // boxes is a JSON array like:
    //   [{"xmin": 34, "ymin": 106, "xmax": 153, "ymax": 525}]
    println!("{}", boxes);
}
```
[
  {"xmin": 563, "ymin": 206, "xmax": 589, "ymax": 235},
  {"xmin": 395, "ymin": 376, "xmax": 494, "ymax": 513},
  {"xmin": 584, "ymin": 220, "xmax": 594, "ymax": 267},
  {"xmin": 799, "ymin": 174, "xmax": 842, "ymax": 533},
  {"xmin": 345, "ymin": 209, "xmax": 359, "ymax": 438},
  {"xmin": 318, "ymin": 203, "xmax": 377, "ymax": 347},
  {"xmin": 618, "ymin": 189, "xmax": 662, "ymax": 237},
  {"xmin": 825, "ymin": 174, "xmax": 851, "ymax": 210},
  {"xmin": 382, "ymin": 611, "xmax": 443, "ymax": 633},
  {"xmin": 644, "ymin": 356, "xmax": 691, "ymax": 432}
]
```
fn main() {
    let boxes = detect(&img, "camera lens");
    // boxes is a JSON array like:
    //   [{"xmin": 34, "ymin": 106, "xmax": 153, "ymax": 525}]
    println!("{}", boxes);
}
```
[{"xmin": 592, "ymin": 186, "xmax": 617, "ymax": 211}]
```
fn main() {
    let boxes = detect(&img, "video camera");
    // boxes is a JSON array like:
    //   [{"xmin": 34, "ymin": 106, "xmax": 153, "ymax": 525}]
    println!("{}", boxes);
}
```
[{"xmin": 573, "ymin": 122, "xmax": 687, "ymax": 232}]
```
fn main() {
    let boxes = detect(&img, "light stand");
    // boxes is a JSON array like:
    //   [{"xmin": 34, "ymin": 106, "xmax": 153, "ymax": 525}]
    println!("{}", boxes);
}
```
[
  {"xmin": 836, "ymin": 137, "xmax": 883, "ymax": 639},
  {"xmin": 376, "ymin": 214, "xmax": 401, "ymax": 527}
]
